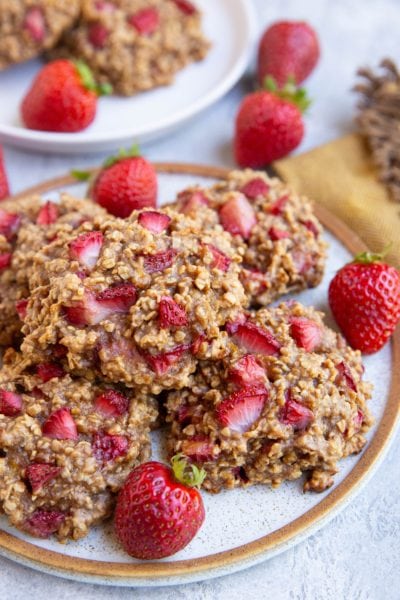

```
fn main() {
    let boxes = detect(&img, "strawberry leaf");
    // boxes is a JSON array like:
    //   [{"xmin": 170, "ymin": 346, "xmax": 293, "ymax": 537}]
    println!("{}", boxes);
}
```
[
  {"xmin": 171, "ymin": 453, "xmax": 206, "ymax": 489},
  {"xmin": 263, "ymin": 74, "xmax": 311, "ymax": 112},
  {"xmin": 102, "ymin": 144, "xmax": 141, "ymax": 169},
  {"xmin": 71, "ymin": 169, "xmax": 91, "ymax": 181},
  {"xmin": 74, "ymin": 60, "xmax": 113, "ymax": 97}
]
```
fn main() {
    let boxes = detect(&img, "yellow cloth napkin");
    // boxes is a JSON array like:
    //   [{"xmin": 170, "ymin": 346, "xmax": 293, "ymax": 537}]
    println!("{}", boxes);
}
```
[{"xmin": 273, "ymin": 133, "xmax": 400, "ymax": 269}]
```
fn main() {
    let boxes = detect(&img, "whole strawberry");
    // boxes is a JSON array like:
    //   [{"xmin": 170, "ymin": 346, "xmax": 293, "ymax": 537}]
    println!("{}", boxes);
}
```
[
  {"xmin": 21, "ymin": 59, "xmax": 111, "ymax": 133},
  {"xmin": 257, "ymin": 21, "xmax": 320, "ymax": 88},
  {"xmin": 91, "ymin": 147, "xmax": 157, "ymax": 217},
  {"xmin": 115, "ymin": 455, "xmax": 205, "ymax": 559},
  {"xmin": 329, "ymin": 251, "xmax": 400, "ymax": 353},
  {"xmin": 0, "ymin": 146, "xmax": 10, "ymax": 200},
  {"xmin": 234, "ymin": 79, "xmax": 309, "ymax": 167}
]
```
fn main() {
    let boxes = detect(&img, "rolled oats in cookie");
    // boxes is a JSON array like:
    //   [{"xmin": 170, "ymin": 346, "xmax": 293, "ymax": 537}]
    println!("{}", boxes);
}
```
[
  {"xmin": 50, "ymin": 0, "xmax": 210, "ymax": 96},
  {"xmin": 165, "ymin": 302, "xmax": 373, "ymax": 493},
  {"xmin": 0, "ymin": 0, "xmax": 80, "ymax": 70},
  {"xmin": 173, "ymin": 170, "xmax": 327, "ymax": 306},
  {"xmin": 21, "ymin": 206, "xmax": 247, "ymax": 393},
  {"xmin": 0, "ymin": 349, "xmax": 158, "ymax": 542}
]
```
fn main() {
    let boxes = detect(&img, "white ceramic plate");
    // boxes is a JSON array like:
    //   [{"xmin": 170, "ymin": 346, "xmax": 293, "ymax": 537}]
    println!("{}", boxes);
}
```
[
  {"xmin": 0, "ymin": 167, "xmax": 398, "ymax": 587},
  {"xmin": 0, "ymin": 0, "xmax": 256, "ymax": 154}
]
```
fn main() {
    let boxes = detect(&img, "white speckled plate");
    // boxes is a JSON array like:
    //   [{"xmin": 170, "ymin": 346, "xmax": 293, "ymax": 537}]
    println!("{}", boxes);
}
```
[
  {"xmin": 0, "ymin": 0, "xmax": 256, "ymax": 154},
  {"xmin": 0, "ymin": 164, "xmax": 398, "ymax": 587}
]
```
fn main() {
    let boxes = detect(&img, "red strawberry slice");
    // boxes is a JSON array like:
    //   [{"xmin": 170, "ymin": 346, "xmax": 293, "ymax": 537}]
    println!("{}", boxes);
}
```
[
  {"xmin": 191, "ymin": 333, "xmax": 206, "ymax": 355},
  {"xmin": 292, "ymin": 250, "xmax": 314, "ymax": 275},
  {"xmin": 128, "ymin": 7, "xmax": 160, "ymax": 35},
  {"xmin": 66, "ymin": 283, "xmax": 136, "ymax": 325},
  {"xmin": 95, "ymin": 0, "xmax": 116, "ymax": 11},
  {"xmin": 289, "ymin": 317, "xmax": 322, "ymax": 351},
  {"xmin": 172, "ymin": 0, "xmax": 197, "ymax": 15},
  {"xmin": 225, "ymin": 313, "xmax": 247, "ymax": 335},
  {"xmin": 23, "ymin": 7, "xmax": 46, "ymax": 42},
  {"xmin": 232, "ymin": 322, "xmax": 281, "ymax": 355},
  {"xmin": 219, "ymin": 194, "xmax": 256, "ymax": 239},
  {"xmin": 240, "ymin": 178, "xmax": 269, "ymax": 200},
  {"xmin": 142, "ymin": 248, "xmax": 177, "ymax": 273},
  {"xmin": 36, "ymin": 363, "xmax": 65, "ymax": 382},
  {"xmin": 269, "ymin": 227, "xmax": 290, "ymax": 241},
  {"xmin": 0, "ymin": 252, "xmax": 11, "ymax": 270},
  {"xmin": 64, "ymin": 292, "xmax": 102, "ymax": 326},
  {"xmin": 94, "ymin": 389, "xmax": 129, "ymax": 417},
  {"xmin": 0, "ymin": 209, "xmax": 21, "ymax": 240},
  {"xmin": 336, "ymin": 361, "xmax": 357, "ymax": 392},
  {"xmin": 96, "ymin": 282, "xmax": 137, "ymax": 312},
  {"xmin": 138, "ymin": 211, "xmax": 171, "ymax": 233},
  {"xmin": 354, "ymin": 410, "xmax": 363, "ymax": 431},
  {"xmin": 176, "ymin": 403, "xmax": 203, "ymax": 426},
  {"xmin": 23, "ymin": 509, "xmax": 65, "ymax": 539},
  {"xmin": 92, "ymin": 431, "xmax": 128, "ymax": 462},
  {"xmin": 26, "ymin": 463, "xmax": 61, "ymax": 493},
  {"xmin": 144, "ymin": 344, "xmax": 189, "ymax": 375},
  {"xmin": 301, "ymin": 219, "xmax": 319, "ymax": 238},
  {"xmin": 159, "ymin": 296, "xmax": 188, "ymax": 327},
  {"xmin": 15, "ymin": 298, "xmax": 28, "ymax": 320},
  {"xmin": 177, "ymin": 190, "xmax": 209, "ymax": 214},
  {"xmin": 268, "ymin": 195, "xmax": 288, "ymax": 216},
  {"xmin": 69, "ymin": 231, "xmax": 104, "ymax": 269},
  {"xmin": 36, "ymin": 201, "xmax": 59, "ymax": 225},
  {"xmin": 229, "ymin": 354, "xmax": 266, "ymax": 386},
  {"xmin": 215, "ymin": 385, "xmax": 268, "ymax": 433},
  {"xmin": 280, "ymin": 391, "xmax": 314, "ymax": 430},
  {"xmin": 240, "ymin": 267, "xmax": 267, "ymax": 293},
  {"xmin": 204, "ymin": 244, "xmax": 231, "ymax": 272},
  {"xmin": 181, "ymin": 435, "xmax": 214, "ymax": 462},
  {"xmin": 42, "ymin": 408, "xmax": 78, "ymax": 440},
  {"xmin": 0, "ymin": 389, "xmax": 22, "ymax": 416},
  {"xmin": 88, "ymin": 23, "xmax": 109, "ymax": 48}
]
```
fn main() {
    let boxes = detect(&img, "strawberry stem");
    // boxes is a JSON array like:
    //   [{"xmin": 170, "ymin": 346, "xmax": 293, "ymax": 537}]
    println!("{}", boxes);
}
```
[
  {"xmin": 353, "ymin": 243, "xmax": 393, "ymax": 264},
  {"xmin": 103, "ymin": 144, "xmax": 141, "ymax": 169},
  {"xmin": 171, "ymin": 453, "xmax": 206, "ymax": 489},
  {"xmin": 74, "ymin": 60, "xmax": 113, "ymax": 97},
  {"xmin": 263, "ymin": 75, "xmax": 311, "ymax": 112}
]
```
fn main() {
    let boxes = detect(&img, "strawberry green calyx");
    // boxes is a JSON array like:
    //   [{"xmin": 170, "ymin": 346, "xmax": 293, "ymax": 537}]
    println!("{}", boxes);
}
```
[
  {"xmin": 353, "ymin": 244, "xmax": 393, "ymax": 265},
  {"xmin": 102, "ymin": 144, "xmax": 141, "ymax": 169},
  {"xmin": 263, "ymin": 75, "xmax": 311, "ymax": 112},
  {"xmin": 71, "ymin": 169, "xmax": 91, "ymax": 182},
  {"xmin": 74, "ymin": 60, "xmax": 113, "ymax": 97},
  {"xmin": 171, "ymin": 453, "xmax": 206, "ymax": 489}
]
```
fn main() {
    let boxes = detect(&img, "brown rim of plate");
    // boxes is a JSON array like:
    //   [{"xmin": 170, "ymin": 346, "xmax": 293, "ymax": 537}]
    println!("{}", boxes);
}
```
[{"xmin": 0, "ymin": 162, "xmax": 399, "ymax": 581}]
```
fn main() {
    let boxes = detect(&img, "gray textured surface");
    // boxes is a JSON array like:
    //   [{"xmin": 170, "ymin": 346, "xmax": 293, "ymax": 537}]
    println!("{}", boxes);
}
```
[{"xmin": 1, "ymin": 0, "xmax": 400, "ymax": 598}]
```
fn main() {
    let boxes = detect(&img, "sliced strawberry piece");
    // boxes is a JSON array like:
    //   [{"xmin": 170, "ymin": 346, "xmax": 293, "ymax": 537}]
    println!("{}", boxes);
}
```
[
  {"xmin": 94, "ymin": 389, "xmax": 129, "ymax": 417},
  {"xmin": 191, "ymin": 333, "xmax": 206, "ymax": 355},
  {"xmin": 95, "ymin": 0, "xmax": 116, "ymax": 11},
  {"xmin": 204, "ymin": 244, "xmax": 231, "ymax": 272},
  {"xmin": 229, "ymin": 354, "xmax": 266, "ymax": 387},
  {"xmin": 23, "ymin": 509, "xmax": 65, "ymax": 538},
  {"xmin": 142, "ymin": 248, "xmax": 177, "ymax": 273},
  {"xmin": 240, "ymin": 177, "xmax": 269, "ymax": 200},
  {"xmin": 0, "ymin": 146, "xmax": 10, "ymax": 200},
  {"xmin": 0, "ymin": 252, "xmax": 11, "ymax": 270},
  {"xmin": 215, "ymin": 385, "xmax": 268, "ymax": 433},
  {"xmin": 69, "ymin": 231, "xmax": 104, "ymax": 269},
  {"xmin": 225, "ymin": 313, "xmax": 247, "ymax": 335},
  {"xmin": 144, "ymin": 344, "xmax": 190, "ymax": 375},
  {"xmin": 219, "ymin": 194, "xmax": 256, "ymax": 239},
  {"xmin": 336, "ymin": 361, "xmax": 357, "ymax": 392},
  {"xmin": 181, "ymin": 435, "xmax": 214, "ymax": 462},
  {"xmin": 172, "ymin": 0, "xmax": 197, "ymax": 15},
  {"xmin": 289, "ymin": 317, "xmax": 322, "ymax": 352},
  {"xmin": 280, "ymin": 391, "xmax": 314, "ymax": 431},
  {"xmin": 268, "ymin": 195, "xmax": 288, "ymax": 216},
  {"xmin": 64, "ymin": 292, "xmax": 101, "ymax": 326},
  {"xmin": 128, "ymin": 7, "xmax": 160, "ymax": 35},
  {"xmin": 0, "ymin": 389, "xmax": 22, "ymax": 416},
  {"xmin": 96, "ymin": 282, "xmax": 137, "ymax": 312},
  {"xmin": 36, "ymin": 201, "xmax": 59, "ymax": 225},
  {"xmin": 138, "ymin": 211, "xmax": 171, "ymax": 233},
  {"xmin": 292, "ymin": 250, "xmax": 314, "ymax": 275},
  {"xmin": 232, "ymin": 322, "xmax": 281, "ymax": 356},
  {"xmin": 269, "ymin": 227, "xmax": 290, "ymax": 241},
  {"xmin": 159, "ymin": 296, "xmax": 188, "ymax": 327},
  {"xmin": 0, "ymin": 209, "xmax": 21, "ymax": 240},
  {"xmin": 26, "ymin": 463, "xmax": 61, "ymax": 493},
  {"xmin": 240, "ymin": 267, "xmax": 267, "ymax": 293},
  {"xmin": 354, "ymin": 410, "xmax": 364, "ymax": 431},
  {"xmin": 301, "ymin": 219, "xmax": 319, "ymax": 238},
  {"xmin": 23, "ymin": 7, "xmax": 46, "ymax": 42},
  {"xmin": 88, "ymin": 23, "xmax": 109, "ymax": 48},
  {"xmin": 36, "ymin": 363, "xmax": 65, "ymax": 382},
  {"xmin": 42, "ymin": 408, "xmax": 78, "ymax": 440},
  {"xmin": 177, "ymin": 190, "xmax": 209, "ymax": 214},
  {"xmin": 176, "ymin": 403, "xmax": 203, "ymax": 426},
  {"xmin": 92, "ymin": 431, "xmax": 128, "ymax": 462},
  {"xmin": 15, "ymin": 298, "xmax": 28, "ymax": 320}
]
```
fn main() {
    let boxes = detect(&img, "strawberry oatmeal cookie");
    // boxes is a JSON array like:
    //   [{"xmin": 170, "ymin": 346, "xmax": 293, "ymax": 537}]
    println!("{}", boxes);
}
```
[
  {"xmin": 51, "ymin": 0, "xmax": 210, "ymax": 96},
  {"xmin": 165, "ymin": 302, "xmax": 373, "ymax": 493},
  {"xmin": 173, "ymin": 170, "xmax": 327, "ymax": 306},
  {"xmin": 0, "ymin": 0, "xmax": 80, "ymax": 70},
  {"xmin": 21, "ymin": 205, "xmax": 247, "ymax": 392},
  {"xmin": 0, "ymin": 349, "xmax": 157, "ymax": 541},
  {"xmin": 0, "ymin": 194, "xmax": 107, "ymax": 347}
]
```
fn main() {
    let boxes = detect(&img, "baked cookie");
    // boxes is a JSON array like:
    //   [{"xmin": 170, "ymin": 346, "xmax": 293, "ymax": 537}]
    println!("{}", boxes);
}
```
[
  {"xmin": 50, "ymin": 0, "xmax": 210, "ymax": 95},
  {"xmin": 0, "ymin": 0, "xmax": 80, "ymax": 70},
  {"xmin": 0, "ymin": 349, "xmax": 158, "ymax": 542},
  {"xmin": 165, "ymin": 302, "xmax": 373, "ymax": 493}
]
